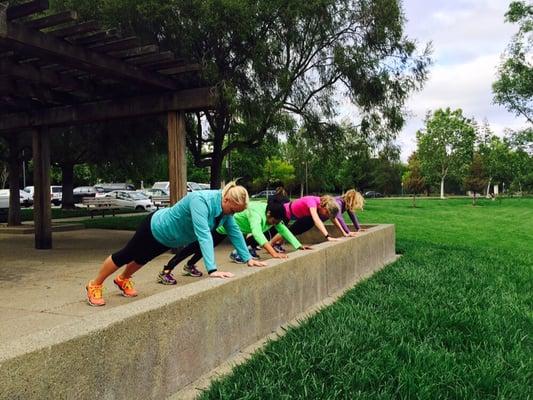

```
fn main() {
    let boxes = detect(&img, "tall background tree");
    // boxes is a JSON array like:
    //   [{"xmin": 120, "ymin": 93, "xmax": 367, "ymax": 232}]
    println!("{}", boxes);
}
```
[
  {"xmin": 402, "ymin": 152, "xmax": 425, "ymax": 207},
  {"xmin": 493, "ymin": 1, "xmax": 533, "ymax": 124},
  {"xmin": 464, "ymin": 153, "xmax": 488, "ymax": 206},
  {"xmin": 51, "ymin": 0, "xmax": 431, "ymax": 188},
  {"xmin": 416, "ymin": 108, "xmax": 476, "ymax": 198}
]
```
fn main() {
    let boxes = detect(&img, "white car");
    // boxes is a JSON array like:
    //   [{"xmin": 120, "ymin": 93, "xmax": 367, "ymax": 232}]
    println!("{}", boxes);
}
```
[
  {"xmin": 105, "ymin": 190, "xmax": 154, "ymax": 211},
  {"xmin": 51, "ymin": 186, "xmax": 62, "ymax": 206},
  {"xmin": 0, "ymin": 189, "xmax": 33, "ymax": 209}
]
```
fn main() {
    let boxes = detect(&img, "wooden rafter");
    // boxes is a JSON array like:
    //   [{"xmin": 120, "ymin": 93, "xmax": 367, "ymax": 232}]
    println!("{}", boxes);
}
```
[{"xmin": 0, "ymin": 87, "xmax": 215, "ymax": 132}]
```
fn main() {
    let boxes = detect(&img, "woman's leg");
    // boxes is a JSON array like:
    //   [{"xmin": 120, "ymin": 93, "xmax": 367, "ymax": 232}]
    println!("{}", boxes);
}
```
[
  {"xmin": 187, "ymin": 231, "xmax": 227, "ymax": 266},
  {"xmin": 288, "ymin": 216, "xmax": 315, "ymax": 236},
  {"xmin": 163, "ymin": 242, "xmax": 201, "ymax": 272}
]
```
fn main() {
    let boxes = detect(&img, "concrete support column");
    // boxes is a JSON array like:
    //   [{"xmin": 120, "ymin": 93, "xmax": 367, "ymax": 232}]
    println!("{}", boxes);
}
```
[
  {"xmin": 32, "ymin": 127, "xmax": 52, "ymax": 249},
  {"xmin": 167, "ymin": 111, "xmax": 187, "ymax": 205}
]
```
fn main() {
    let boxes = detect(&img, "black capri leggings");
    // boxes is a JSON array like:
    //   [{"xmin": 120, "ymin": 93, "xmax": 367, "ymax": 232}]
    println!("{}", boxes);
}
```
[
  {"xmin": 164, "ymin": 231, "xmax": 227, "ymax": 271},
  {"xmin": 111, "ymin": 213, "xmax": 170, "ymax": 267}
]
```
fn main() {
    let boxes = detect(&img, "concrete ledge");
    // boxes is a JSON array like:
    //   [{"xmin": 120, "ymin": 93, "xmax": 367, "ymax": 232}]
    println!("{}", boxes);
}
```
[
  {"xmin": 0, "ymin": 222, "xmax": 85, "ymax": 234},
  {"xmin": 0, "ymin": 224, "xmax": 396, "ymax": 400}
]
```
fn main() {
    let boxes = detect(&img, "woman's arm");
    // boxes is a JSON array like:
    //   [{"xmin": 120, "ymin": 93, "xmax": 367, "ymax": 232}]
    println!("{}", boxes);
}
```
[{"xmin": 309, "ymin": 207, "xmax": 340, "ymax": 241}]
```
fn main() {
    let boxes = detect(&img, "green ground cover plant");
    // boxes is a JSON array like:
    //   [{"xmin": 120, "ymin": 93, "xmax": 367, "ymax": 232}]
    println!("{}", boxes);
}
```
[{"xmin": 196, "ymin": 198, "xmax": 532, "ymax": 399}]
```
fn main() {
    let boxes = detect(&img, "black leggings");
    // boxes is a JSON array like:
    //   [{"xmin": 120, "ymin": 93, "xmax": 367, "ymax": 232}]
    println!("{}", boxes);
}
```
[
  {"xmin": 111, "ymin": 213, "xmax": 170, "ymax": 267},
  {"xmin": 164, "ymin": 231, "xmax": 227, "ymax": 271}
]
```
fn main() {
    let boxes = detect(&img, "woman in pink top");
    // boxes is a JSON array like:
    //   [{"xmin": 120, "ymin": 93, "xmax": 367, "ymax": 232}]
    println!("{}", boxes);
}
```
[{"xmin": 270, "ymin": 195, "xmax": 342, "ymax": 246}]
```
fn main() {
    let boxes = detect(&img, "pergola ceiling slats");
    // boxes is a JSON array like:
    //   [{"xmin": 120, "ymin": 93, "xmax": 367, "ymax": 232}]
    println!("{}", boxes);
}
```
[
  {"xmin": 24, "ymin": 10, "xmax": 78, "ymax": 30},
  {"xmin": 0, "ymin": 0, "xmax": 213, "ymax": 122},
  {"xmin": 6, "ymin": 0, "xmax": 48, "ymax": 20},
  {"xmin": 1, "ymin": 1, "xmax": 214, "ymax": 249}
]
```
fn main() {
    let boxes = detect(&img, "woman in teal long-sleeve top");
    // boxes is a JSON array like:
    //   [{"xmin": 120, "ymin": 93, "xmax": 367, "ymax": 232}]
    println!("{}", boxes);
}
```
[{"xmin": 85, "ymin": 182, "xmax": 266, "ymax": 307}]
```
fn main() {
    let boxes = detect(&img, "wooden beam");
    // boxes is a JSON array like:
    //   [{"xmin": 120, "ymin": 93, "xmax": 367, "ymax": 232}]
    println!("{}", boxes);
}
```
[
  {"xmin": 129, "ymin": 51, "xmax": 174, "ymax": 66},
  {"xmin": 0, "ymin": 58, "xmax": 94, "ymax": 93},
  {"xmin": 32, "ymin": 126, "xmax": 52, "ymax": 249},
  {"xmin": 25, "ymin": 11, "xmax": 78, "ymax": 30},
  {"xmin": 0, "ymin": 20, "xmax": 177, "ymax": 90},
  {"xmin": 49, "ymin": 20, "xmax": 99, "ymax": 38},
  {"xmin": 167, "ymin": 111, "xmax": 187, "ymax": 204},
  {"xmin": 74, "ymin": 30, "xmax": 116, "ymax": 45},
  {"xmin": 88, "ymin": 36, "xmax": 138, "ymax": 52},
  {"xmin": 7, "ymin": 134, "xmax": 22, "ymax": 226},
  {"xmin": 108, "ymin": 44, "xmax": 159, "ymax": 59},
  {"xmin": 158, "ymin": 63, "xmax": 201, "ymax": 75},
  {"xmin": 0, "ymin": 87, "xmax": 216, "ymax": 132},
  {"xmin": 6, "ymin": 0, "xmax": 48, "ymax": 21}
]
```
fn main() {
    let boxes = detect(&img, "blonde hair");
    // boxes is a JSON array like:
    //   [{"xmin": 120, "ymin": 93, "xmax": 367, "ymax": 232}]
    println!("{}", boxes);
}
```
[
  {"xmin": 343, "ymin": 189, "xmax": 364, "ymax": 211},
  {"xmin": 222, "ymin": 181, "xmax": 249, "ymax": 207},
  {"xmin": 319, "ymin": 195, "xmax": 339, "ymax": 216}
]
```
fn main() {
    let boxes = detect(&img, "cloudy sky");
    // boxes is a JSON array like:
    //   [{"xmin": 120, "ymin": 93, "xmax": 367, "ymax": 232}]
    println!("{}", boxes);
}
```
[{"xmin": 373, "ymin": 0, "xmax": 527, "ymax": 161}]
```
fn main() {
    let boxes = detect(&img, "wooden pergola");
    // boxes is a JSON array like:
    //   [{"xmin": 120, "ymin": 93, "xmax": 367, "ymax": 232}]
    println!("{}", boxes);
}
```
[{"xmin": 0, "ymin": 0, "xmax": 215, "ymax": 249}]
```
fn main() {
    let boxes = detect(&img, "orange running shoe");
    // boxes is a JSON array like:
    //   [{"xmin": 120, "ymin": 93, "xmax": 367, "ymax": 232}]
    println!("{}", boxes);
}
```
[
  {"xmin": 113, "ymin": 275, "xmax": 138, "ymax": 297},
  {"xmin": 86, "ymin": 281, "xmax": 105, "ymax": 306}
]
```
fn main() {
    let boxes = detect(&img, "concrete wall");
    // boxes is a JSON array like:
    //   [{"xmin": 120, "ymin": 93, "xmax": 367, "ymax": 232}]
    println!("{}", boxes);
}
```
[{"xmin": 0, "ymin": 224, "xmax": 396, "ymax": 400}]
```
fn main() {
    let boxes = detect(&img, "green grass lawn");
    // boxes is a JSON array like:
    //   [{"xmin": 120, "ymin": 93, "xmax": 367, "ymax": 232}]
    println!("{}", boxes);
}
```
[{"xmin": 197, "ymin": 198, "xmax": 532, "ymax": 399}]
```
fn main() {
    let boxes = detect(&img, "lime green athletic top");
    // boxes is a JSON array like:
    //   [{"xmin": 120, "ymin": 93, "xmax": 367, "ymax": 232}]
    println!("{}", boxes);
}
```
[{"xmin": 217, "ymin": 202, "xmax": 301, "ymax": 249}]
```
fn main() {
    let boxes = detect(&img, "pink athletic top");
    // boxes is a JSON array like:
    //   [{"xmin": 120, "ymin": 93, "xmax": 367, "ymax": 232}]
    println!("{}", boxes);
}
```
[{"xmin": 284, "ymin": 196, "xmax": 321, "ymax": 220}]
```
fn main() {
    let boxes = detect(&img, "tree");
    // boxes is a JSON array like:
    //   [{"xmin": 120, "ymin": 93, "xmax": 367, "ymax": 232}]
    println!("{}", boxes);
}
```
[
  {"xmin": 416, "ymin": 108, "xmax": 476, "ymax": 198},
  {"xmin": 369, "ymin": 143, "xmax": 404, "ymax": 196},
  {"xmin": 51, "ymin": 0, "xmax": 431, "ymax": 188},
  {"xmin": 493, "ymin": 1, "xmax": 533, "ymax": 124},
  {"xmin": 258, "ymin": 158, "xmax": 295, "ymax": 190},
  {"xmin": 477, "ymin": 124, "xmax": 514, "ymax": 196},
  {"xmin": 464, "ymin": 153, "xmax": 488, "ymax": 205},
  {"xmin": 402, "ymin": 153, "xmax": 425, "ymax": 207}
]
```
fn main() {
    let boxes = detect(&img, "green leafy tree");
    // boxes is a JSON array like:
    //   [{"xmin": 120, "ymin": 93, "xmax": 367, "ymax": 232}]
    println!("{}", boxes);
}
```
[
  {"xmin": 402, "ymin": 152, "xmax": 425, "ymax": 207},
  {"xmin": 51, "ymin": 0, "xmax": 431, "ymax": 188},
  {"xmin": 258, "ymin": 158, "xmax": 295, "ymax": 191},
  {"xmin": 464, "ymin": 153, "xmax": 488, "ymax": 205},
  {"xmin": 477, "ymin": 124, "xmax": 515, "ymax": 196},
  {"xmin": 493, "ymin": 1, "xmax": 533, "ymax": 124},
  {"xmin": 416, "ymin": 108, "xmax": 476, "ymax": 198}
]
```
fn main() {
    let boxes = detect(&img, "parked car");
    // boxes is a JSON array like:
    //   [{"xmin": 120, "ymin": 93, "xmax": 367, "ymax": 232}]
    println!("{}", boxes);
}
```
[
  {"xmin": 0, "ymin": 189, "xmax": 33, "ymax": 208},
  {"xmin": 51, "ymin": 186, "xmax": 62, "ymax": 206},
  {"xmin": 105, "ymin": 190, "xmax": 154, "ymax": 211},
  {"xmin": 138, "ymin": 188, "xmax": 169, "ymax": 199},
  {"xmin": 23, "ymin": 186, "xmax": 34, "ymax": 198},
  {"xmin": 94, "ymin": 183, "xmax": 135, "ymax": 197},
  {"xmin": 364, "ymin": 190, "xmax": 382, "ymax": 198},
  {"xmin": 152, "ymin": 181, "xmax": 170, "ymax": 191},
  {"xmin": 251, "ymin": 190, "xmax": 276, "ymax": 199},
  {"xmin": 73, "ymin": 186, "xmax": 97, "ymax": 203},
  {"xmin": 151, "ymin": 181, "xmax": 205, "ymax": 193},
  {"xmin": 198, "ymin": 183, "xmax": 210, "ymax": 190}
]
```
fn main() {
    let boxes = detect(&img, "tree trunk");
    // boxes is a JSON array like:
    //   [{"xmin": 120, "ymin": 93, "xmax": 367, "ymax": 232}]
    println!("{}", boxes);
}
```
[
  {"xmin": 7, "ymin": 136, "xmax": 21, "ymax": 226},
  {"xmin": 472, "ymin": 192, "xmax": 476, "ymax": 206},
  {"xmin": 440, "ymin": 177, "xmax": 445, "ymax": 199},
  {"xmin": 300, "ymin": 183, "xmax": 304, "ymax": 198},
  {"xmin": 412, "ymin": 194, "xmax": 416, "ymax": 208},
  {"xmin": 485, "ymin": 177, "xmax": 492, "ymax": 198},
  {"xmin": 61, "ymin": 163, "xmax": 75, "ymax": 209}
]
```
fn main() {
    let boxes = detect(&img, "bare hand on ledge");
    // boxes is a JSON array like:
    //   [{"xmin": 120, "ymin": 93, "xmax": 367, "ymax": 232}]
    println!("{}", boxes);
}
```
[
  {"xmin": 272, "ymin": 252, "xmax": 288, "ymax": 259},
  {"xmin": 210, "ymin": 271, "xmax": 235, "ymax": 278},
  {"xmin": 299, "ymin": 245, "xmax": 313, "ymax": 250},
  {"xmin": 327, "ymin": 236, "xmax": 342, "ymax": 242},
  {"xmin": 248, "ymin": 259, "xmax": 267, "ymax": 267}
]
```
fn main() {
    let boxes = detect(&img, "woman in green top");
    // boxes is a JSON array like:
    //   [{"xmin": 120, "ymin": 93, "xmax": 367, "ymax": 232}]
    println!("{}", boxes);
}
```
[{"xmin": 157, "ymin": 198, "xmax": 311, "ymax": 283}]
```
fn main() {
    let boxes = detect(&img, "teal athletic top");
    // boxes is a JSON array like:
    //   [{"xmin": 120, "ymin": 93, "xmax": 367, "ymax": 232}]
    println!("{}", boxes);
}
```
[
  {"xmin": 151, "ymin": 190, "xmax": 251, "ymax": 272},
  {"xmin": 217, "ymin": 202, "xmax": 301, "ymax": 249}
]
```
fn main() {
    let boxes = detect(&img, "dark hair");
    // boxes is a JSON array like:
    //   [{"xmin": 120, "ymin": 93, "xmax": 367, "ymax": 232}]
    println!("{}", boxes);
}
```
[{"xmin": 266, "ymin": 199, "xmax": 286, "ymax": 221}]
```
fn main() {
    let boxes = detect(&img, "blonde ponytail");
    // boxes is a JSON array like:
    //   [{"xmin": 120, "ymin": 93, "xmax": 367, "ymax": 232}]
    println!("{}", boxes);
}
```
[{"xmin": 222, "ymin": 181, "xmax": 249, "ymax": 207}]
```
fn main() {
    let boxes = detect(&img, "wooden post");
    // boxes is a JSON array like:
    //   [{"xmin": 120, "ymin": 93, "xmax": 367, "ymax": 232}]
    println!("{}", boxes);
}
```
[
  {"xmin": 167, "ymin": 111, "xmax": 187, "ymax": 205},
  {"xmin": 32, "ymin": 127, "xmax": 52, "ymax": 249},
  {"xmin": 7, "ymin": 134, "xmax": 21, "ymax": 226}
]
